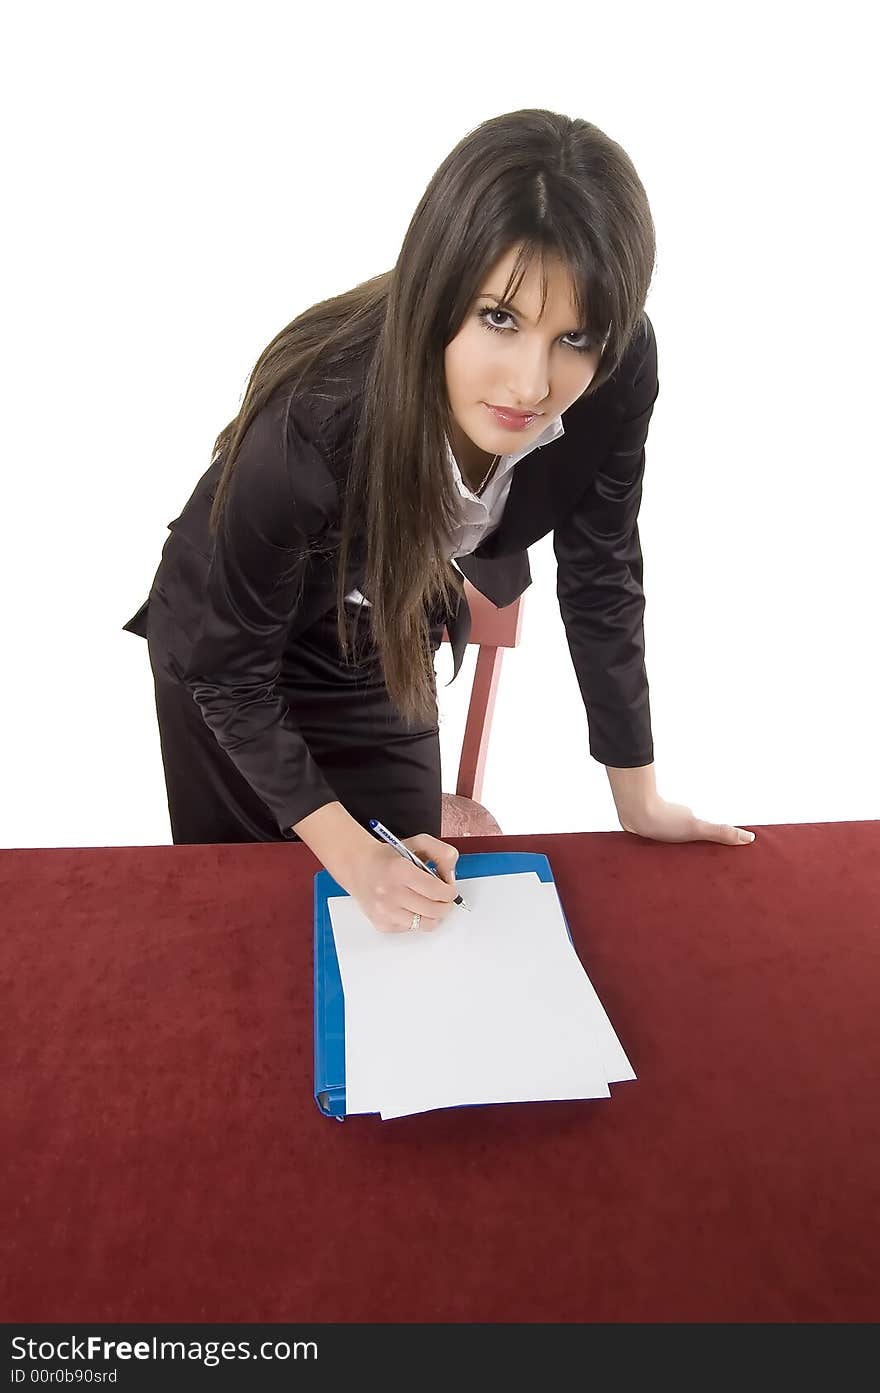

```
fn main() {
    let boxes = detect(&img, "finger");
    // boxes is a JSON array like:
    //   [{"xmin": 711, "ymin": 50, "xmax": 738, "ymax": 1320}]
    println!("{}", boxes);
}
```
[
  {"xmin": 399, "ymin": 858, "xmax": 458, "ymax": 902},
  {"xmin": 399, "ymin": 871, "xmax": 458, "ymax": 912},
  {"xmin": 695, "ymin": 820, "xmax": 754, "ymax": 845},
  {"xmin": 405, "ymin": 835, "xmax": 460, "ymax": 883},
  {"xmin": 375, "ymin": 906, "xmax": 441, "ymax": 933},
  {"xmin": 406, "ymin": 830, "xmax": 459, "ymax": 863},
  {"xmin": 395, "ymin": 913, "xmax": 442, "ymax": 936},
  {"xmin": 427, "ymin": 854, "xmax": 459, "ymax": 884},
  {"xmin": 393, "ymin": 908, "xmax": 442, "ymax": 933},
  {"xmin": 414, "ymin": 913, "xmax": 442, "ymax": 932},
  {"xmin": 372, "ymin": 915, "xmax": 412, "ymax": 934}
]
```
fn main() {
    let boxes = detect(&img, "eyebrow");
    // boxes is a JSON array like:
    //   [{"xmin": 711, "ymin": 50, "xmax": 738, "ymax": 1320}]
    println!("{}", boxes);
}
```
[{"xmin": 479, "ymin": 291, "xmax": 584, "ymax": 330}]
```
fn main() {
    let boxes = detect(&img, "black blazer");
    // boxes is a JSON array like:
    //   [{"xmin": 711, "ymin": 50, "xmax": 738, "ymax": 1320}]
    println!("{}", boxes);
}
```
[{"xmin": 125, "ymin": 312, "xmax": 659, "ymax": 833}]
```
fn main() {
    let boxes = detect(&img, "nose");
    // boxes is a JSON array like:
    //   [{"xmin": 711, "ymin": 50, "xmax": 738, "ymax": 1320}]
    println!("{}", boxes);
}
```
[{"xmin": 505, "ymin": 342, "xmax": 551, "ymax": 411}]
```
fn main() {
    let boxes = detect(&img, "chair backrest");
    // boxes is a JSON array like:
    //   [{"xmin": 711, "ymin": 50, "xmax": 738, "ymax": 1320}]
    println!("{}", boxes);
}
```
[{"xmin": 440, "ymin": 579, "xmax": 525, "ymax": 803}]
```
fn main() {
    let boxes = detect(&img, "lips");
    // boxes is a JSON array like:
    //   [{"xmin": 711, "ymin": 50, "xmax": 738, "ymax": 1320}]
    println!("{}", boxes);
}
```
[{"xmin": 485, "ymin": 403, "xmax": 542, "ymax": 428}]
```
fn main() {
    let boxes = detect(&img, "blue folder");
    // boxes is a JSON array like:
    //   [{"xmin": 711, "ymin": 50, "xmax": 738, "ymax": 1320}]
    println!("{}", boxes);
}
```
[{"xmin": 313, "ymin": 850, "xmax": 569, "ymax": 1119}]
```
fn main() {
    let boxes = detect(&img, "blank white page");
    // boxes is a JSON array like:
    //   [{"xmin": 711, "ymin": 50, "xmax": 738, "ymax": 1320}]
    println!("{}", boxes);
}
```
[
  {"xmin": 330, "ymin": 873, "xmax": 542, "ymax": 1114},
  {"xmin": 377, "ymin": 878, "xmax": 635, "ymax": 1118},
  {"xmin": 328, "ymin": 873, "xmax": 613, "ymax": 1118},
  {"xmin": 531, "ymin": 881, "xmax": 636, "ymax": 1086}
]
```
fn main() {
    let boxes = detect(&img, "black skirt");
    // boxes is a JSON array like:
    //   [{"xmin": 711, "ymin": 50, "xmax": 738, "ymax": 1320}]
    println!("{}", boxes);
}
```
[{"xmin": 145, "ymin": 580, "xmax": 446, "ymax": 846}]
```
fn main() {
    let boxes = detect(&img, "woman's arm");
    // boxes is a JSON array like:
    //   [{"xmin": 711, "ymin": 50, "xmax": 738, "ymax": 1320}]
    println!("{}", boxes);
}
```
[
  {"xmin": 292, "ymin": 800, "xmax": 375, "ymax": 875},
  {"xmin": 180, "ymin": 397, "xmax": 343, "ymax": 836},
  {"xmin": 553, "ymin": 319, "xmax": 755, "ymax": 849},
  {"xmin": 293, "ymin": 801, "xmax": 462, "ymax": 931},
  {"xmin": 605, "ymin": 761, "xmax": 658, "ymax": 823},
  {"xmin": 552, "ymin": 312, "xmax": 660, "ymax": 775}
]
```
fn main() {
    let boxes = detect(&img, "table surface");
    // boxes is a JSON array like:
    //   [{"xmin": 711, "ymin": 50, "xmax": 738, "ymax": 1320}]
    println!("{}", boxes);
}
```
[{"xmin": 2, "ymin": 821, "xmax": 879, "ymax": 1323}]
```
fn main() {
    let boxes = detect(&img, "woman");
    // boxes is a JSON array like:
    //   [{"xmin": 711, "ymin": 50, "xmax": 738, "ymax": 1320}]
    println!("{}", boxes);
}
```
[{"xmin": 124, "ymin": 108, "xmax": 755, "ymax": 934}]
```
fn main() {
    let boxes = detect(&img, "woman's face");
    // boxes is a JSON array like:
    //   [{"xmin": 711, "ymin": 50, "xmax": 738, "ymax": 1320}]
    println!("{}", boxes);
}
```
[{"xmin": 443, "ymin": 244, "xmax": 603, "ymax": 470}]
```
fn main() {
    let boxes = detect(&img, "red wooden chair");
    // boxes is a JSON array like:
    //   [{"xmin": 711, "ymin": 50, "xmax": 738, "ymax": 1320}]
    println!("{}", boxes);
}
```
[{"xmin": 439, "ymin": 579, "xmax": 525, "ymax": 836}]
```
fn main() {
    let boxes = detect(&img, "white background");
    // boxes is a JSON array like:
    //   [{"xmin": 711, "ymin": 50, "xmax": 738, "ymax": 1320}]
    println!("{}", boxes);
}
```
[{"xmin": 3, "ymin": 0, "xmax": 877, "ymax": 848}]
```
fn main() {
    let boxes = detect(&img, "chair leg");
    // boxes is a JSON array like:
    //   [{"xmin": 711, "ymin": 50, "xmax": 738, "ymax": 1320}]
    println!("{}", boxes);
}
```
[{"xmin": 456, "ymin": 646, "xmax": 504, "ymax": 803}]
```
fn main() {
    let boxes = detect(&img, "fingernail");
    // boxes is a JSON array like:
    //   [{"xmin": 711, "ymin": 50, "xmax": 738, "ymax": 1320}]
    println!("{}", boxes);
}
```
[{"xmin": 739, "ymin": 830, "xmax": 755, "ymax": 843}]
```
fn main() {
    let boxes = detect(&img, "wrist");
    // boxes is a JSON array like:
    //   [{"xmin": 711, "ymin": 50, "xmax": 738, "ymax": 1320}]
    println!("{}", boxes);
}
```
[
  {"xmin": 291, "ymin": 801, "xmax": 375, "ymax": 885},
  {"xmin": 605, "ymin": 762, "xmax": 659, "ymax": 818}
]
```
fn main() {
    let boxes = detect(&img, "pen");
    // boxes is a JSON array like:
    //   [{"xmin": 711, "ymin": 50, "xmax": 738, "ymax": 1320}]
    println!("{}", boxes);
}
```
[{"xmin": 368, "ymin": 819, "xmax": 471, "ymax": 912}]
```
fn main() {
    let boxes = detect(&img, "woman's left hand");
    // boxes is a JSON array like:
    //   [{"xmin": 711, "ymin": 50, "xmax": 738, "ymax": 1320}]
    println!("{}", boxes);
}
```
[{"xmin": 618, "ymin": 797, "xmax": 756, "ymax": 845}]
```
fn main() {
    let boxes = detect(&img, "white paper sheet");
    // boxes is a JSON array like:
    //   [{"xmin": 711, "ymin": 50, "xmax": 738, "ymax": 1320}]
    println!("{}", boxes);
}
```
[
  {"xmin": 327, "ymin": 871, "xmax": 634, "ymax": 1119},
  {"xmin": 331, "ymin": 874, "xmax": 546, "ymax": 1115},
  {"xmin": 532, "ymin": 882, "xmax": 636, "ymax": 1086}
]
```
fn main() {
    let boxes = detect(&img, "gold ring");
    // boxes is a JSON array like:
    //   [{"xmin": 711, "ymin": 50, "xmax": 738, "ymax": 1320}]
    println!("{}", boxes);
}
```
[{"xmin": 409, "ymin": 913, "xmax": 421, "ymax": 931}]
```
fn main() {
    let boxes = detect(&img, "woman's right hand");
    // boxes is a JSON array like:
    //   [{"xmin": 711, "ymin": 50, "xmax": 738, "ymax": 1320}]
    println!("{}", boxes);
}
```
[{"xmin": 341, "ymin": 835, "xmax": 460, "ymax": 934}]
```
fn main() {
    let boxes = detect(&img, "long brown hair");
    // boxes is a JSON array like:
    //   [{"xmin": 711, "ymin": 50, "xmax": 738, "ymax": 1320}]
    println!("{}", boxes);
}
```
[{"xmin": 208, "ymin": 108, "xmax": 656, "ymax": 725}]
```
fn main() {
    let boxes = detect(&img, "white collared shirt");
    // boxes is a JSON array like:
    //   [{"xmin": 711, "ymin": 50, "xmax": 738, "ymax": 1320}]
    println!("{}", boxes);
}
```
[{"xmin": 346, "ymin": 413, "xmax": 565, "ymax": 606}]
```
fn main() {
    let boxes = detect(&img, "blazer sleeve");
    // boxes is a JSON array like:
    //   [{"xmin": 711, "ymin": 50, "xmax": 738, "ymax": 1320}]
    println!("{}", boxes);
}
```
[
  {"xmin": 552, "ymin": 313, "xmax": 660, "ymax": 768},
  {"xmin": 180, "ymin": 398, "xmax": 342, "ymax": 836}
]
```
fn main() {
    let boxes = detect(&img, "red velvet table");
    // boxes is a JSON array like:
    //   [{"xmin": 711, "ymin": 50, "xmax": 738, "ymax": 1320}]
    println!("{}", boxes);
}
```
[{"xmin": 2, "ymin": 823, "xmax": 879, "ymax": 1323}]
